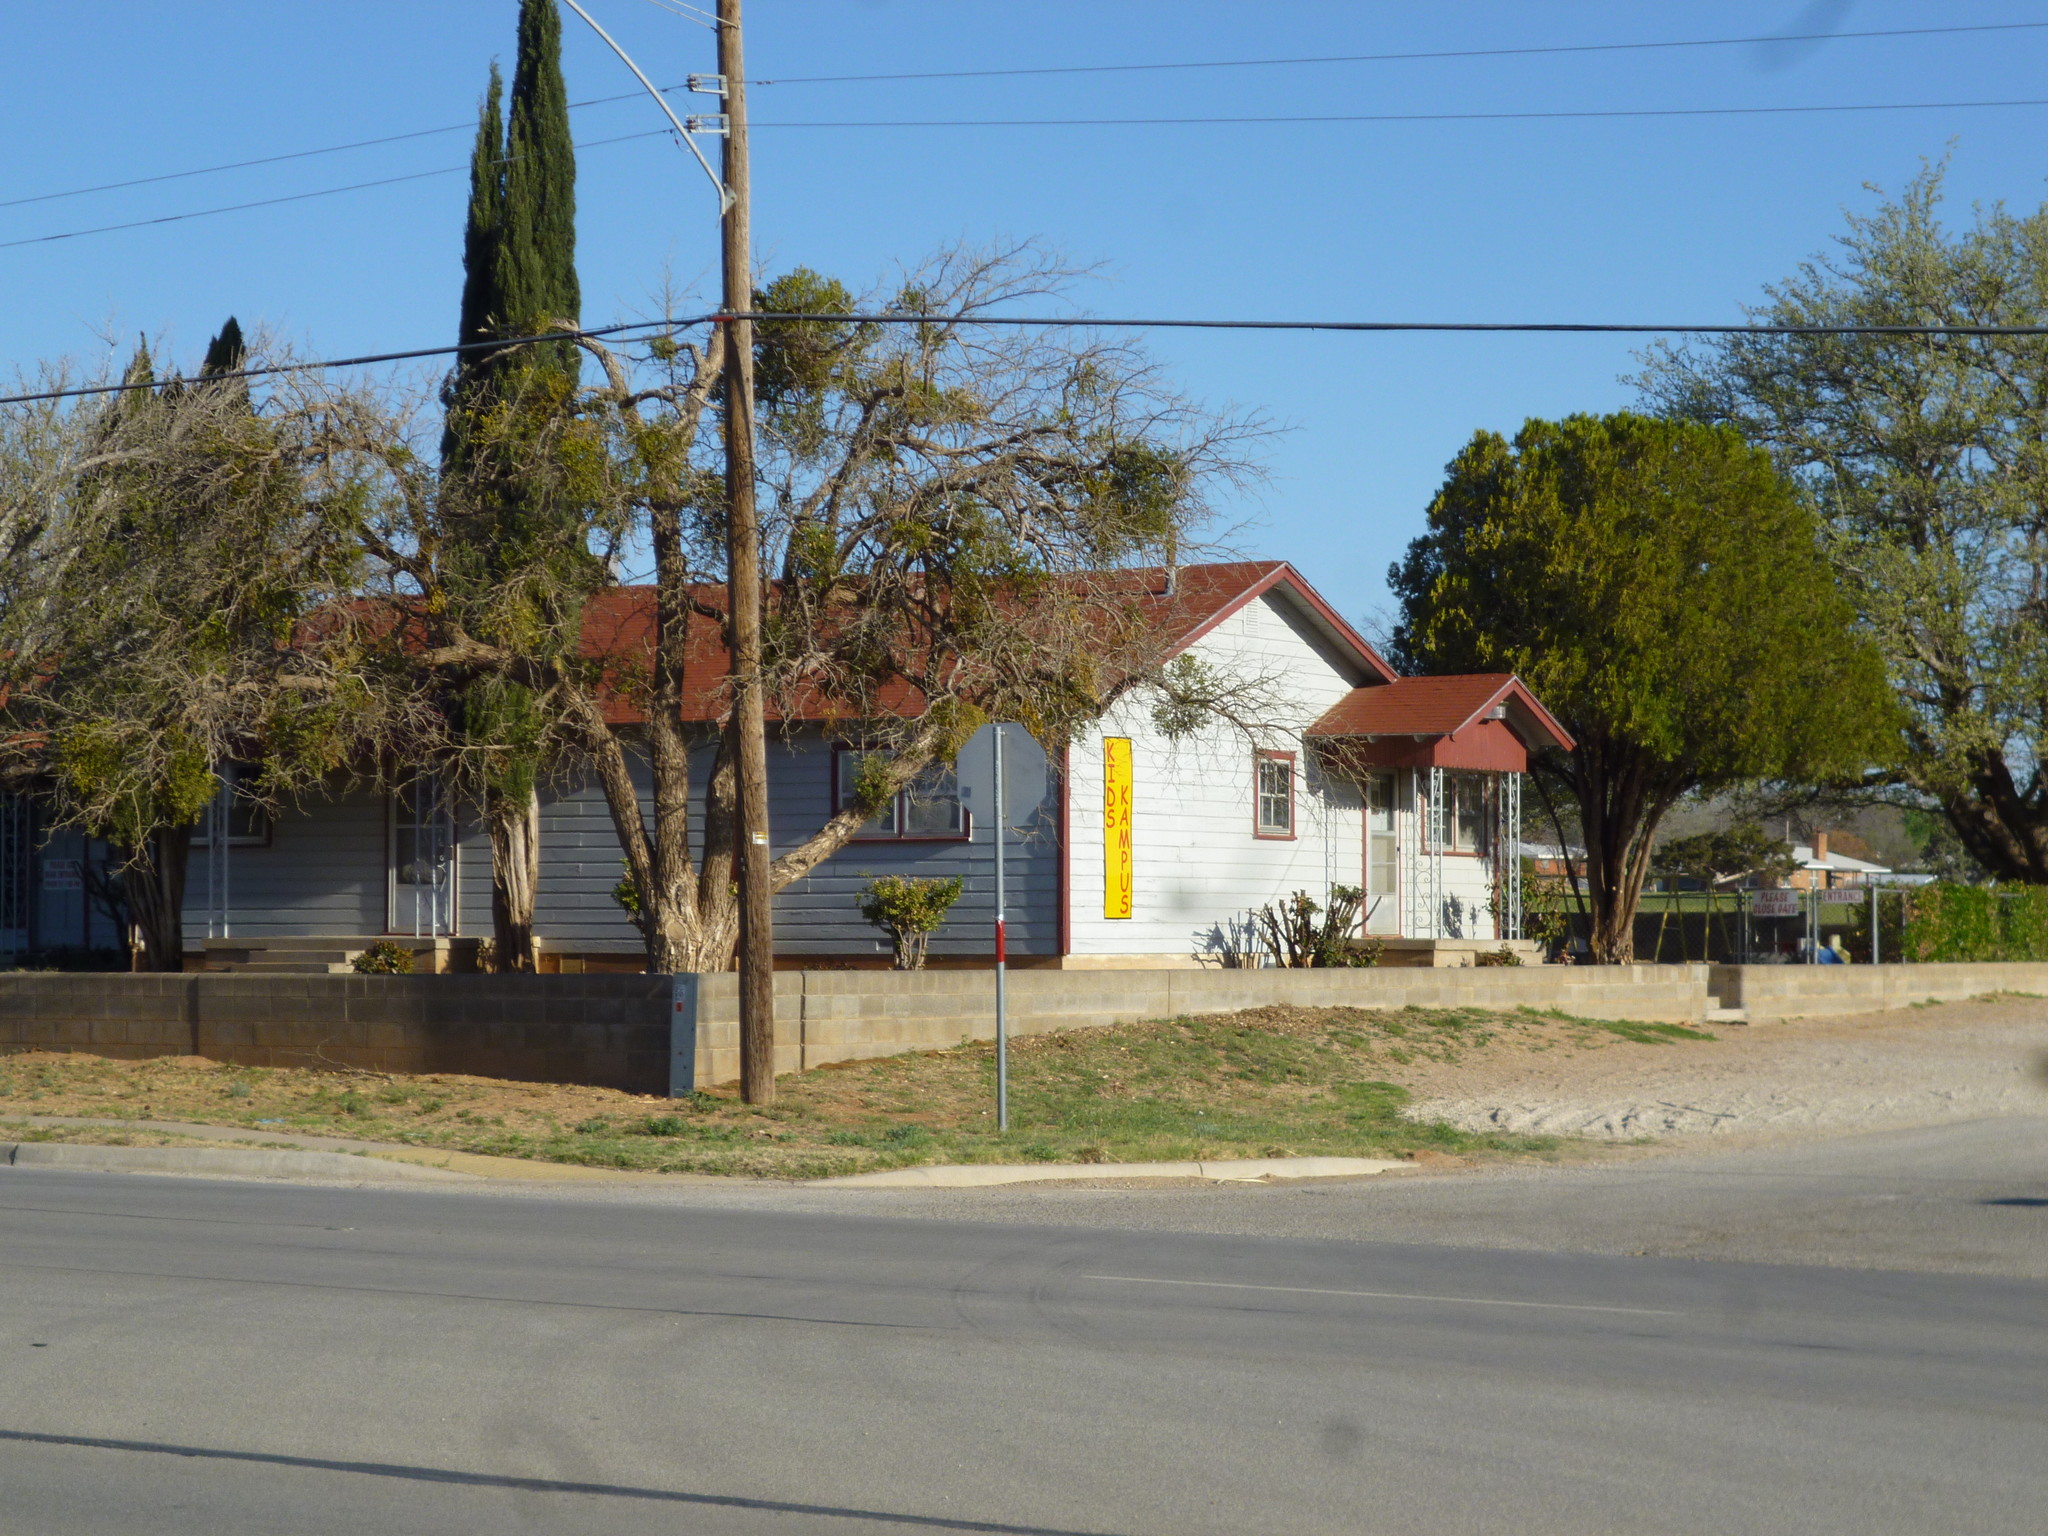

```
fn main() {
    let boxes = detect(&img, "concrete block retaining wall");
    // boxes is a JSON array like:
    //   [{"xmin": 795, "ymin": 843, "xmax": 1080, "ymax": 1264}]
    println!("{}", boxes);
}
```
[
  {"xmin": 682, "ymin": 964, "xmax": 1715, "ymax": 1086},
  {"xmin": 0, "ymin": 975, "xmax": 672, "ymax": 1094},
  {"xmin": 4, "ymin": 963, "xmax": 2042, "ymax": 1094},
  {"xmin": 1708, "ymin": 962, "xmax": 2048, "ymax": 1023}
]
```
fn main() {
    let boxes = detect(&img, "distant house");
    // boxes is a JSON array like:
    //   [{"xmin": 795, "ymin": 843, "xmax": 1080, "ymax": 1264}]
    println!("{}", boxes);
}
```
[
  {"xmin": 1782, "ymin": 831, "xmax": 1891, "ymax": 891},
  {"xmin": 1, "ymin": 563, "xmax": 1573, "ymax": 972}
]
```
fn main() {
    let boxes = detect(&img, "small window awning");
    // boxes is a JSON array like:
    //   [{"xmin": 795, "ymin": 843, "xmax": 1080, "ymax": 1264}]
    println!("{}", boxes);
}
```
[{"xmin": 1305, "ymin": 673, "xmax": 1573, "ymax": 773}]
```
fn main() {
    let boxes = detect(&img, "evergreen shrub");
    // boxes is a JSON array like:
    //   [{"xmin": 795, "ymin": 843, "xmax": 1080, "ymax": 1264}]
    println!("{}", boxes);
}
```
[{"xmin": 1899, "ymin": 882, "xmax": 2048, "ymax": 962}]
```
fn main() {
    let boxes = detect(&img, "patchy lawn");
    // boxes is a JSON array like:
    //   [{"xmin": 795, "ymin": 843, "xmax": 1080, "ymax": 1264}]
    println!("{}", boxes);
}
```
[{"xmin": 0, "ymin": 1004, "xmax": 1714, "ymax": 1179}]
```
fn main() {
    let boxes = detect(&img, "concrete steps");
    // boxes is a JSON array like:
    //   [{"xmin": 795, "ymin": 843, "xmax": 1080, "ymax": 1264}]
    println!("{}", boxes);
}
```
[
  {"xmin": 201, "ymin": 944, "xmax": 364, "ymax": 975},
  {"xmin": 195, "ymin": 936, "xmax": 480, "ymax": 975}
]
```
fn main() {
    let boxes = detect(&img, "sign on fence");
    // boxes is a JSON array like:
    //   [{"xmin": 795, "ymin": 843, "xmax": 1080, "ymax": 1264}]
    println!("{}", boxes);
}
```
[
  {"xmin": 1818, "ymin": 887, "xmax": 1867, "ymax": 906},
  {"xmin": 1750, "ymin": 889, "xmax": 1800, "ymax": 918}
]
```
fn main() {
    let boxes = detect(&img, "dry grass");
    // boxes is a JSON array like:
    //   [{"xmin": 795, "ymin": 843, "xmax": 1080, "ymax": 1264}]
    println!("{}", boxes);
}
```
[{"xmin": 0, "ymin": 1004, "xmax": 1713, "ymax": 1179}]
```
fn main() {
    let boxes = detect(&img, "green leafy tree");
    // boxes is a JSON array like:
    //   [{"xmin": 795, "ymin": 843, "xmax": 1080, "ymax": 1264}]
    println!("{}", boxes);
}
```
[
  {"xmin": 0, "ymin": 326, "xmax": 418, "ymax": 969},
  {"xmin": 1390, "ymin": 411, "xmax": 1895, "ymax": 963},
  {"xmin": 1637, "ymin": 163, "xmax": 2048, "ymax": 881},
  {"xmin": 440, "ymin": 0, "xmax": 586, "ymax": 972}
]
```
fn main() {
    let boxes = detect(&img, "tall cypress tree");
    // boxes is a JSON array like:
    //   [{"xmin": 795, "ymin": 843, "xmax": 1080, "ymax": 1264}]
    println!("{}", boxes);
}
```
[
  {"xmin": 445, "ymin": 0, "xmax": 578, "ymax": 447},
  {"xmin": 445, "ymin": 63, "xmax": 506, "ymax": 464},
  {"xmin": 441, "ymin": 1, "xmax": 582, "ymax": 973},
  {"xmin": 199, "ymin": 317, "xmax": 245, "ymax": 379},
  {"xmin": 498, "ymin": 0, "xmax": 579, "ymax": 377}
]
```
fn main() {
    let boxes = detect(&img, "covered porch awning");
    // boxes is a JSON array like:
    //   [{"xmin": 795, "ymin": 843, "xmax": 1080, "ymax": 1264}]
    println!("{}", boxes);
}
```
[{"xmin": 1305, "ymin": 673, "xmax": 1573, "ymax": 772}]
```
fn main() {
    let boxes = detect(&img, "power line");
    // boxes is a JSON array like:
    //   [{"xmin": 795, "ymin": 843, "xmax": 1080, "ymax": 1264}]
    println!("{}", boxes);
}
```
[
  {"xmin": 12, "ymin": 96, "xmax": 2048, "ymax": 254},
  {"xmin": 9, "ymin": 312, "xmax": 2047, "ymax": 409},
  {"xmin": 754, "ymin": 20, "xmax": 2048, "ymax": 86},
  {"xmin": 9, "ymin": 19, "xmax": 2040, "ymax": 214},
  {"xmin": 745, "ymin": 97, "xmax": 2048, "ymax": 130},
  {"xmin": 0, "ymin": 89, "xmax": 690, "ymax": 212},
  {"xmin": 0, "ymin": 130, "xmax": 672, "ymax": 253}
]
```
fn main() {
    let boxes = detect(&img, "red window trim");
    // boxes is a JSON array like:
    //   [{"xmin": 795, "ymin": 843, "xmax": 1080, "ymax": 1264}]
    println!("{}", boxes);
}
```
[
  {"xmin": 1252, "ymin": 748, "xmax": 1298, "ymax": 840},
  {"xmin": 832, "ymin": 745, "xmax": 972, "ymax": 843}
]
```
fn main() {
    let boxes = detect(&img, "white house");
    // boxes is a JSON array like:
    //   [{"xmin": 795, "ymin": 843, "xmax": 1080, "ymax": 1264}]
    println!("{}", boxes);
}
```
[{"xmin": 0, "ymin": 562, "xmax": 1572, "ymax": 972}]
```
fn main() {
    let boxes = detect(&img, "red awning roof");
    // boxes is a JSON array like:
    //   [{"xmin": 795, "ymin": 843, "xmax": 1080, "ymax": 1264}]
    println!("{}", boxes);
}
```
[{"xmin": 1306, "ymin": 673, "xmax": 1574, "ymax": 753}]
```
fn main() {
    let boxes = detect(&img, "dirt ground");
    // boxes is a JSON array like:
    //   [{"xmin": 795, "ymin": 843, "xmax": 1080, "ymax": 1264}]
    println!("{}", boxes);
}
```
[
  {"xmin": 1401, "ymin": 993, "xmax": 2048, "ymax": 1142},
  {"xmin": 3, "ymin": 995, "xmax": 2043, "ymax": 1174}
]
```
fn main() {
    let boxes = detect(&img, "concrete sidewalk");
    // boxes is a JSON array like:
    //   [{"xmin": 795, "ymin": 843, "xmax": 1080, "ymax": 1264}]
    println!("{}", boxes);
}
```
[
  {"xmin": 814, "ymin": 1155, "xmax": 1410, "ymax": 1188},
  {"xmin": 0, "ymin": 1115, "xmax": 664, "ymax": 1184}
]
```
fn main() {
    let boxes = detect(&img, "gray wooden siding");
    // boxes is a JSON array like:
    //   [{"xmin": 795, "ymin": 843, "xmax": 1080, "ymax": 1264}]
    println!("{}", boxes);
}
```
[
  {"xmin": 182, "ymin": 726, "xmax": 1061, "ymax": 958},
  {"xmin": 183, "ymin": 784, "xmax": 386, "ymax": 942}
]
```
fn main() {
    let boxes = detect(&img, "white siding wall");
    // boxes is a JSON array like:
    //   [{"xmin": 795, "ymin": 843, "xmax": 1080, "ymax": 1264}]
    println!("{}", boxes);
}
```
[{"xmin": 1067, "ymin": 592, "xmax": 1367, "ymax": 959}]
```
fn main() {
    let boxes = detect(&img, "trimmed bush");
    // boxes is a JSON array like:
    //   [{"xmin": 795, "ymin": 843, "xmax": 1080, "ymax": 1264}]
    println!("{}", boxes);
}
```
[{"xmin": 1899, "ymin": 882, "xmax": 2048, "ymax": 962}]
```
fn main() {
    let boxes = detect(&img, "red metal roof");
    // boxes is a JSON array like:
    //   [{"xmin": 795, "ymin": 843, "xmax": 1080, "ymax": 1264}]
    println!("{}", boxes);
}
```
[
  {"xmin": 576, "ymin": 561, "xmax": 1396, "ymax": 724},
  {"xmin": 1306, "ymin": 673, "xmax": 1574, "ymax": 752}
]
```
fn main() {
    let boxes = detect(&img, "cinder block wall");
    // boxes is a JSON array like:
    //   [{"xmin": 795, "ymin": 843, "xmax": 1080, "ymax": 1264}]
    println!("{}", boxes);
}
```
[
  {"xmin": 1708, "ymin": 962, "xmax": 2048, "ymax": 1022},
  {"xmin": 9, "ymin": 963, "xmax": 2043, "ymax": 1096},
  {"xmin": 682, "ymin": 964, "xmax": 1717, "ymax": 1086},
  {"xmin": 0, "ymin": 974, "xmax": 672, "ymax": 1094}
]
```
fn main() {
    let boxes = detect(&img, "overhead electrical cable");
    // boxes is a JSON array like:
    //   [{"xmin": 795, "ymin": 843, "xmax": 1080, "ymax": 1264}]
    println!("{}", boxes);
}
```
[
  {"xmin": 7, "ymin": 19, "xmax": 2041, "ymax": 213},
  {"xmin": 754, "ymin": 20, "xmax": 2048, "ymax": 85},
  {"xmin": 741, "ymin": 97, "xmax": 2048, "ymax": 129},
  {"xmin": 0, "ymin": 130, "xmax": 672, "ymax": 252},
  {"xmin": 0, "ymin": 91, "xmax": 689, "ymax": 211},
  {"xmin": 9, "ymin": 311, "xmax": 2048, "ymax": 409},
  {"xmin": 11, "ymin": 97, "xmax": 2048, "ymax": 252}
]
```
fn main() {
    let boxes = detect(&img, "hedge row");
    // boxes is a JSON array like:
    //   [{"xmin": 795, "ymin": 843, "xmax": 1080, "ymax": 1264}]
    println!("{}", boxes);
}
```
[{"xmin": 1898, "ymin": 883, "xmax": 2048, "ymax": 963}]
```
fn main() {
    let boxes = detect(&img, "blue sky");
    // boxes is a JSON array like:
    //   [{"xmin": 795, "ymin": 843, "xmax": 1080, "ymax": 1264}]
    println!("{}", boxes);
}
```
[{"xmin": 6, "ymin": 1, "xmax": 2048, "ymax": 629}]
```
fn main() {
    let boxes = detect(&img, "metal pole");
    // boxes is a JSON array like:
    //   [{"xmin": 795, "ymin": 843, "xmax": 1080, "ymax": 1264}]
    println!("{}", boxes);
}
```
[
  {"xmin": 994, "ymin": 724, "xmax": 1008, "ymax": 1133},
  {"xmin": 1871, "ymin": 882, "xmax": 1880, "ymax": 965}
]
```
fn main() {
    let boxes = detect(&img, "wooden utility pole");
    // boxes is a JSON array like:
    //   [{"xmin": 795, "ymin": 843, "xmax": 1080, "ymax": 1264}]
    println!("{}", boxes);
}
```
[{"xmin": 718, "ymin": 0, "xmax": 775, "ymax": 1104}]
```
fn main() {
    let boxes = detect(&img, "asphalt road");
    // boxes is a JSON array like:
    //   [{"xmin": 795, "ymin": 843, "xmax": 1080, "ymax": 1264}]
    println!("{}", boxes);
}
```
[{"xmin": 3, "ymin": 1133, "xmax": 2045, "ymax": 1536}]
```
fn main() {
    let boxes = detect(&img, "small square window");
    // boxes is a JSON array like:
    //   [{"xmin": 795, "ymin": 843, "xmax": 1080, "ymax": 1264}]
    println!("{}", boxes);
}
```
[
  {"xmin": 837, "ymin": 750, "xmax": 898, "ymax": 836},
  {"xmin": 902, "ymin": 763, "xmax": 963, "ymax": 837},
  {"xmin": 835, "ymin": 748, "xmax": 966, "ymax": 840},
  {"xmin": 190, "ymin": 763, "xmax": 271, "ymax": 848},
  {"xmin": 1255, "ymin": 753, "xmax": 1295, "ymax": 837}
]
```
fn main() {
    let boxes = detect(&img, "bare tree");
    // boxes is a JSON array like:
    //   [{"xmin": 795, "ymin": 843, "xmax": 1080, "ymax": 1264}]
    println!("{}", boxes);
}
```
[{"xmin": 355, "ymin": 246, "xmax": 1266, "ymax": 972}]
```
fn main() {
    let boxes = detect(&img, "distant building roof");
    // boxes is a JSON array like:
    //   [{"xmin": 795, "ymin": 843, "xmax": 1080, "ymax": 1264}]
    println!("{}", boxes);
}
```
[{"xmin": 1790, "ymin": 843, "xmax": 1891, "ymax": 876}]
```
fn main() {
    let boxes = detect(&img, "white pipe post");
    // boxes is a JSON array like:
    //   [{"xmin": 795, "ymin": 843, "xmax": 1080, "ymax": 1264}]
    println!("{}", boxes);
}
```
[{"xmin": 993, "ymin": 724, "xmax": 1008, "ymax": 1133}]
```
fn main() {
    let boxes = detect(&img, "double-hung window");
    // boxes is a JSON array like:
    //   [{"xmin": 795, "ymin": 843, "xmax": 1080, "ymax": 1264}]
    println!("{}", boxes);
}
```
[
  {"xmin": 1254, "ymin": 751, "xmax": 1296, "ymax": 838},
  {"xmin": 835, "ymin": 749, "xmax": 967, "ymax": 840},
  {"xmin": 1435, "ymin": 771, "xmax": 1489, "ymax": 854}
]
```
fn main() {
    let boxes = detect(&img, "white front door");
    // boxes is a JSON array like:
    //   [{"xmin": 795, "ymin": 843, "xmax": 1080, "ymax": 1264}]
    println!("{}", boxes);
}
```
[
  {"xmin": 389, "ymin": 776, "xmax": 457, "ymax": 936},
  {"xmin": 1363, "ymin": 771, "xmax": 1400, "ymax": 935}
]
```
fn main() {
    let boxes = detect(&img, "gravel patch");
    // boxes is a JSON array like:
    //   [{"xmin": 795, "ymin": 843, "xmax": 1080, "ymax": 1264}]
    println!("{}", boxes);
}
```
[{"xmin": 1406, "ymin": 995, "xmax": 2048, "ymax": 1140}]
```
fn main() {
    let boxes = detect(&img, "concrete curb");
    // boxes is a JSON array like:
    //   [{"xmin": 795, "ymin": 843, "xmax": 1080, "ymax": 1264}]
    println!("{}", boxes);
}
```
[
  {"xmin": 810, "ymin": 1156, "xmax": 1411, "ymax": 1188},
  {"xmin": 0, "ymin": 1142, "xmax": 480, "ymax": 1183}
]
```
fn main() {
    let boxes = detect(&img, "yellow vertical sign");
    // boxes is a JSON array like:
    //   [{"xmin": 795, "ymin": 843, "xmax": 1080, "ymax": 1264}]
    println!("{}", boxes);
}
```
[{"xmin": 1103, "ymin": 737, "xmax": 1134, "ymax": 919}]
